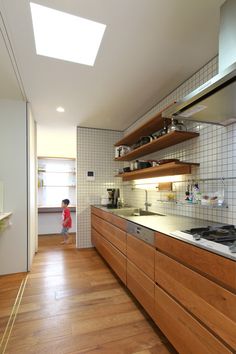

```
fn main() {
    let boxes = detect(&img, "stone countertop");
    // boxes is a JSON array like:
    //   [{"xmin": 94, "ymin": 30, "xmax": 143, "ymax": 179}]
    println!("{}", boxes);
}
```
[{"xmin": 92, "ymin": 205, "xmax": 236, "ymax": 261}]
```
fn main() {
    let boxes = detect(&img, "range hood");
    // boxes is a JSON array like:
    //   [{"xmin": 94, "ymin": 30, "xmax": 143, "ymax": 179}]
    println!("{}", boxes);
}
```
[{"xmin": 162, "ymin": 0, "xmax": 236, "ymax": 126}]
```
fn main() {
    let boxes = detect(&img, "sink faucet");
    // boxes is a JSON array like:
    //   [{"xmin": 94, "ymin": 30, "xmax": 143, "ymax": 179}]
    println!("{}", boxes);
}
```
[{"xmin": 144, "ymin": 190, "xmax": 152, "ymax": 211}]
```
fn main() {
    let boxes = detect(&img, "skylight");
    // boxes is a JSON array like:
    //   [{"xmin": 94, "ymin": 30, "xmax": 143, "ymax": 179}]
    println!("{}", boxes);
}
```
[{"xmin": 30, "ymin": 2, "xmax": 106, "ymax": 66}]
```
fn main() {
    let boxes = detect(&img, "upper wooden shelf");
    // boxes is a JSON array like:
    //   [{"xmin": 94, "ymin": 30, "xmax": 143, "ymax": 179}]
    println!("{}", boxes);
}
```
[
  {"xmin": 116, "ymin": 161, "xmax": 200, "ymax": 181},
  {"xmin": 114, "ymin": 103, "xmax": 175, "ymax": 147},
  {"xmin": 115, "ymin": 131, "xmax": 199, "ymax": 161}
]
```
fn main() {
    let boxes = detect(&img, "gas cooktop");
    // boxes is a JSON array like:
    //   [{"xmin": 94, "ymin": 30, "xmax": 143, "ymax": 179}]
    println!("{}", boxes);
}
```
[{"xmin": 184, "ymin": 225, "xmax": 236, "ymax": 253}]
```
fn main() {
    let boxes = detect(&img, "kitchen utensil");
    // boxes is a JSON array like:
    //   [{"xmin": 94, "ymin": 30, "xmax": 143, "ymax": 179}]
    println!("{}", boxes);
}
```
[
  {"xmin": 101, "ymin": 196, "xmax": 109, "ymax": 206},
  {"xmin": 133, "ymin": 160, "xmax": 152, "ymax": 170},
  {"xmin": 117, "ymin": 145, "xmax": 131, "ymax": 157},
  {"xmin": 132, "ymin": 141, "xmax": 141, "ymax": 150},
  {"xmin": 167, "ymin": 118, "xmax": 187, "ymax": 133},
  {"xmin": 147, "ymin": 160, "xmax": 159, "ymax": 167},
  {"xmin": 138, "ymin": 136, "xmax": 155, "ymax": 147},
  {"xmin": 130, "ymin": 161, "xmax": 136, "ymax": 171},
  {"xmin": 156, "ymin": 182, "xmax": 172, "ymax": 191},
  {"xmin": 185, "ymin": 184, "xmax": 190, "ymax": 201},
  {"xmin": 107, "ymin": 188, "xmax": 120, "ymax": 208},
  {"xmin": 115, "ymin": 147, "xmax": 121, "ymax": 158},
  {"xmin": 123, "ymin": 167, "xmax": 131, "ymax": 173},
  {"xmin": 153, "ymin": 122, "xmax": 169, "ymax": 138},
  {"xmin": 175, "ymin": 120, "xmax": 187, "ymax": 131}
]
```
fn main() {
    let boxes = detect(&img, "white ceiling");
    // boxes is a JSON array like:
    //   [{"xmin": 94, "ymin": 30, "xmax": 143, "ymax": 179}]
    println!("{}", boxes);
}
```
[{"xmin": 0, "ymin": 0, "xmax": 224, "ymax": 130}]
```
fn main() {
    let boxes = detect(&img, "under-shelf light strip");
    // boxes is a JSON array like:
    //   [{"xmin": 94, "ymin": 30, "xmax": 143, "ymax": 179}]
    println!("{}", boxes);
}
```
[{"xmin": 125, "ymin": 176, "xmax": 236, "ymax": 188}]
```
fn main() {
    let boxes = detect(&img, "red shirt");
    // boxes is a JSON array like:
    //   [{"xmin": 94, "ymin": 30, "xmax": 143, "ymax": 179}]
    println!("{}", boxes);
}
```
[{"xmin": 62, "ymin": 208, "xmax": 72, "ymax": 228}]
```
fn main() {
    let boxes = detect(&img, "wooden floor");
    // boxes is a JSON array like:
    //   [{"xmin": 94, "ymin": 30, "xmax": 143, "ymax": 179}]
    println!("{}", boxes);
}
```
[
  {"xmin": 2, "ymin": 235, "xmax": 176, "ymax": 354},
  {"xmin": 0, "ymin": 273, "xmax": 25, "ymax": 340}
]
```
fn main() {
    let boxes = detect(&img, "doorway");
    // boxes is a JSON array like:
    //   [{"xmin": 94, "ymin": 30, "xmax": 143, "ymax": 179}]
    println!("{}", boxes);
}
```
[{"xmin": 37, "ymin": 157, "xmax": 77, "ymax": 247}]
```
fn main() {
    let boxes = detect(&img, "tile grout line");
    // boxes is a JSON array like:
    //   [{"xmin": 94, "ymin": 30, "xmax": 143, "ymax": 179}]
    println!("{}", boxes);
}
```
[{"xmin": 0, "ymin": 275, "xmax": 29, "ymax": 354}]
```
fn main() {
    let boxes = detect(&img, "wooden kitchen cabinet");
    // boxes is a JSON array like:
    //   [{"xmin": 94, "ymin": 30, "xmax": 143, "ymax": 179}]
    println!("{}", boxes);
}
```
[
  {"xmin": 155, "ymin": 231, "xmax": 236, "ymax": 292},
  {"xmin": 92, "ymin": 207, "xmax": 236, "ymax": 353},
  {"xmin": 91, "ymin": 206, "xmax": 127, "ymax": 231},
  {"xmin": 155, "ymin": 285, "xmax": 232, "ymax": 354},
  {"xmin": 127, "ymin": 233, "xmax": 155, "ymax": 280},
  {"xmin": 92, "ymin": 214, "xmax": 126, "ymax": 254},
  {"xmin": 155, "ymin": 251, "xmax": 236, "ymax": 351},
  {"xmin": 127, "ymin": 260, "xmax": 155, "ymax": 318},
  {"xmin": 91, "ymin": 227, "xmax": 126, "ymax": 284}
]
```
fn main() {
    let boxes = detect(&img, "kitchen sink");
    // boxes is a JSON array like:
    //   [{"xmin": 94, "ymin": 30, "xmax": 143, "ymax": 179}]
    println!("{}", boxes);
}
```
[{"xmin": 111, "ymin": 208, "xmax": 165, "ymax": 217}]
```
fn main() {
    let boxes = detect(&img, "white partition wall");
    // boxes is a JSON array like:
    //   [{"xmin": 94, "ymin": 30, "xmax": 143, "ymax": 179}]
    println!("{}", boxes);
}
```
[
  {"xmin": 0, "ymin": 99, "xmax": 28, "ymax": 275},
  {"xmin": 0, "ymin": 100, "xmax": 37, "ymax": 275},
  {"xmin": 76, "ymin": 127, "xmax": 124, "ymax": 248}
]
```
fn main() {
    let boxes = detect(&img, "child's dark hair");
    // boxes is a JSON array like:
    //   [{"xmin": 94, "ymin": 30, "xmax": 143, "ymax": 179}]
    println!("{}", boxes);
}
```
[{"xmin": 62, "ymin": 199, "xmax": 70, "ymax": 206}]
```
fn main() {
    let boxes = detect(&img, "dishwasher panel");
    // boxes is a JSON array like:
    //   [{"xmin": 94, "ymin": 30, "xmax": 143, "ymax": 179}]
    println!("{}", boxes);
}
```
[{"xmin": 127, "ymin": 221, "xmax": 155, "ymax": 246}]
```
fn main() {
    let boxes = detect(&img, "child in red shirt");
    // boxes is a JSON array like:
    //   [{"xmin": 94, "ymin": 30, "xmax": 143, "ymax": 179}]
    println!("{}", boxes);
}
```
[{"xmin": 61, "ymin": 199, "xmax": 72, "ymax": 244}]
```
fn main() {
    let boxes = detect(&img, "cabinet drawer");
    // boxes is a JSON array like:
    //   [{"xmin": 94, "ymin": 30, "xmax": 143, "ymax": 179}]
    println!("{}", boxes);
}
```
[
  {"xmin": 91, "ymin": 207, "xmax": 127, "ymax": 231},
  {"xmin": 155, "ymin": 251, "xmax": 236, "ymax": 350},
  {"xmin": 127, "ymin": 233, "xmax": 155, "ymax": 280},
  {"xmin": 155, "ymin": 285, "xmax": 232, "ymax": 354},
  {"xmin": 155, "ymin": 232, "xmax": 236, "ymax": 292},
  {"xmin": 92, "ymin": 228, "xmax": 126, "ymax": 284},
  {"xmin": 106, "ymin": 213, "xmax": 127, "ymax": 231},
  {"xmin": 92, "ymin": 214, "xmax": 126, "ymax": 254},
  {"xmin": 127, "ymin": 260, "xmax": 155, "ymax": 319},
  {"xmin": 91, "ymin": 206, "xmax": 107, "ymax": 219}
]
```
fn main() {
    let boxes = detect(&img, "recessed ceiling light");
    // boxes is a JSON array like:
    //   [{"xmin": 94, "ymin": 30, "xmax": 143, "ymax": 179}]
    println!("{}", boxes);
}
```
[
  {"xmin": 56, "ymin": 106, "xmax": 65, "ymax": 113},
  {"xmin": 30, "ymin": 2, "xmax": 106, "ymax": 66}
]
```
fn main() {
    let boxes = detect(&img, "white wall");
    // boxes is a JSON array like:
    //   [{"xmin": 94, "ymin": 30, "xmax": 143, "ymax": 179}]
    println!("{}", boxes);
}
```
[
  {"xmin": 77, "ymin": 127, "xmax": 123, "ymax": 248},
  {"xmin": 37, "ymin": 125, "xmax": 76, "ymax": 158},
  {"xmin": 0, "ymin": 99, "xmax": 28, "ymax": 275},
  {"xmin": 27, "ymin": 103, "xmax": 37, "ymax": 268},
  {"xmin": 38, "ymin": 212, "xmax": 76, "ymax": 235},
  {"xmin": 123, "ymin": 57, "xmax": 236, "ymax": 225}
]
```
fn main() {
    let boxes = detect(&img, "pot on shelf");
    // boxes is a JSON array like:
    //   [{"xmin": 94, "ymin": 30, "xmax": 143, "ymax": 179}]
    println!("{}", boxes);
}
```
[
  {"xmin": 167, "ymin": 118, "xmax": 187, "ymax": 133},
  {"xmin": 116, "ymin": 145, "xmax": 131, "ymax": 157},
  {"xmin": 132, "ymin": 160, "xmax": 152, "ymax": 170}
]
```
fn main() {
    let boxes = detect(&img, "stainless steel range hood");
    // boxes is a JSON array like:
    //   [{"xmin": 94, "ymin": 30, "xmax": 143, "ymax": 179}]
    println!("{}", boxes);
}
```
[{"xmin": 162, "ymin": 0, "xmax": 236, "ymax": 126}]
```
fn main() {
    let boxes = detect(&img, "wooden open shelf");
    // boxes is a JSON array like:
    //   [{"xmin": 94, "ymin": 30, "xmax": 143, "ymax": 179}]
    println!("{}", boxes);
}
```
[
  {"xmin": 114, "ymin": 103, "xmax": 174, "ymax": 147},
  {"xmin": 115, "ymin": 131, "xmax": 199, "ymax": 161},
  {"xmin": 116, "ymin": 162, "xmax": 200, "ymax": 181}
]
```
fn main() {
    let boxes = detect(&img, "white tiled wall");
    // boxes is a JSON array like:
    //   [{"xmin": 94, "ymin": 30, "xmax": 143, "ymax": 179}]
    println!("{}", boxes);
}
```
[
  {"xmin": 77, "ymin": 127, "xmax": 123, "ymax": 248},
  {"xmin": 123, "ymin": 57, "xmax": 236, "ymax": 225},
  {"xmin": 77, "ymin": 57, "xmax": 236, "ymax": 248}
]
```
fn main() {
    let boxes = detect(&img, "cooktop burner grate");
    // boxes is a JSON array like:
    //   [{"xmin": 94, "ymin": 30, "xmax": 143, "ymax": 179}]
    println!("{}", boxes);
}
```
[{"xmin": 185, "ymin": 225, "xmax": 236, "ymax": 245}]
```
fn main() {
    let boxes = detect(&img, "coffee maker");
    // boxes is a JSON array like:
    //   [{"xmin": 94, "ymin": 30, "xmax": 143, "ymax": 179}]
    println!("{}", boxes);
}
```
[{"xmin": 107, "ymin": 188, "xmax": 120, "ymax": 208}]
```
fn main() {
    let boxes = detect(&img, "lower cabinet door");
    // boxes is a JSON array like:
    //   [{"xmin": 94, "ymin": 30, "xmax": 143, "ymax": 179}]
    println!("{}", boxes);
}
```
[
  {"xmin": 92, "ymin": 214, "xmax": 126, "ymax": 254},
  {"xmin": 155, "ymin": 251, "xmax": 236, "ymax": 350},
  {"xmin": 93, "ymin": 228, "xmax": 126, "ymax": 285},
  {"xmin": 127, "ymin": 233, "xmax": 155, "ymax": 280},
  {"xmin": 154, "ymin": 285, "xmax": 232, "ymax": 354},
  {"xmin": 127, "ymin": 260, "xmax": 155, "ymax": 319}
]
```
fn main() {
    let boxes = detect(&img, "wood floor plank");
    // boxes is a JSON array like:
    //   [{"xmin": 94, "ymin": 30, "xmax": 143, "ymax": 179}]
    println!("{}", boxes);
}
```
[
  {"xmin": 0, "ymin": 273, "xmax": 25, "ymax": 339},
  {"xmin": 4, "ymin": 235, "xmax": 176, "ymax": 354}
]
